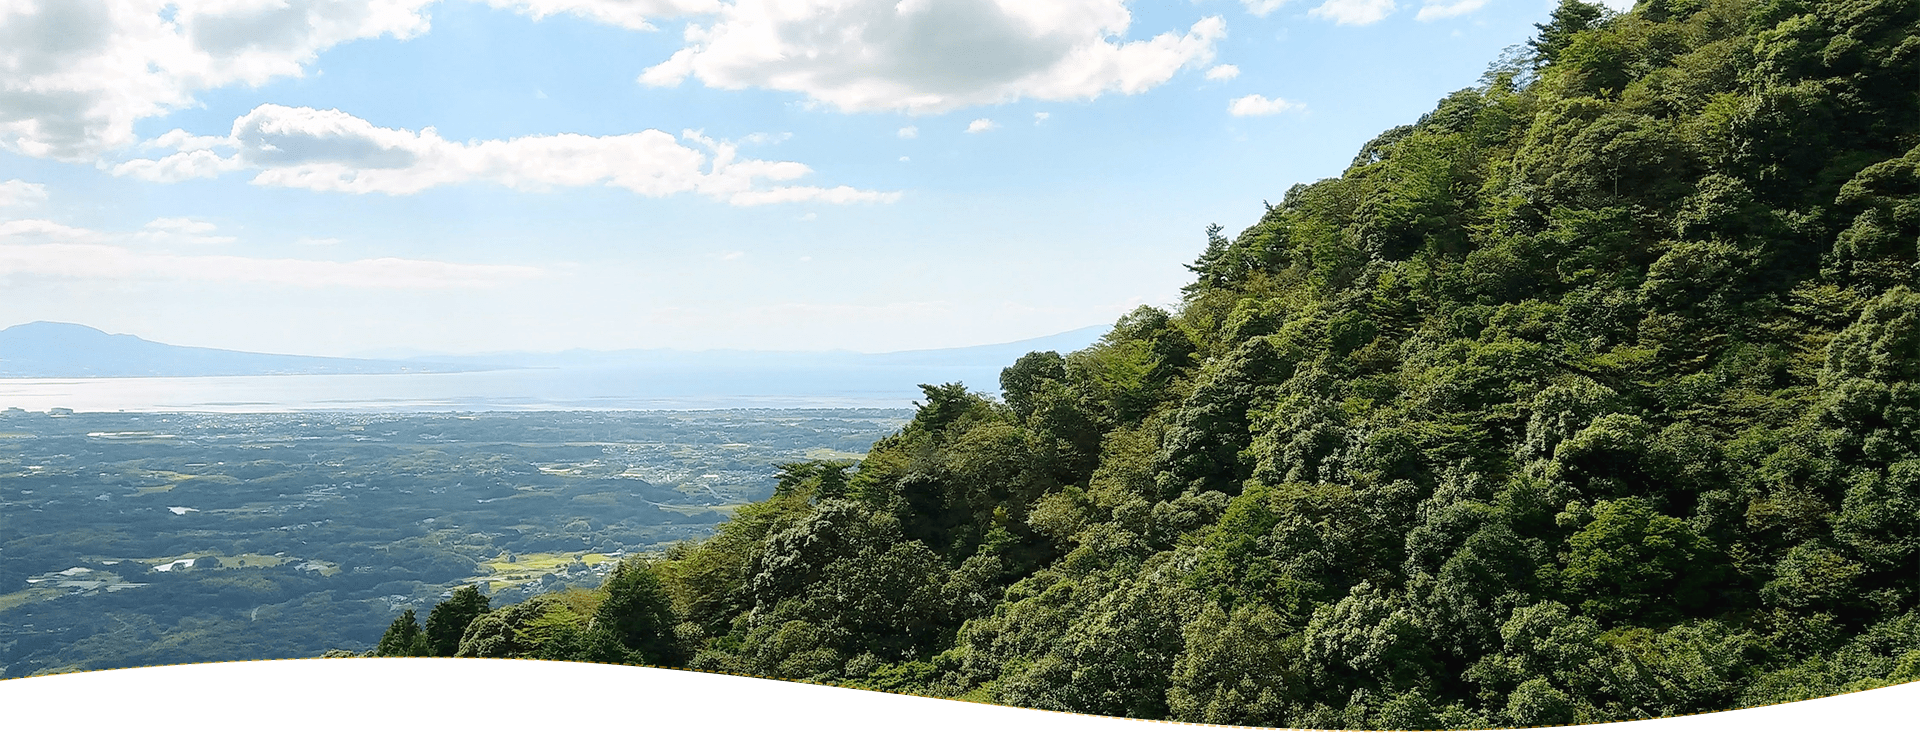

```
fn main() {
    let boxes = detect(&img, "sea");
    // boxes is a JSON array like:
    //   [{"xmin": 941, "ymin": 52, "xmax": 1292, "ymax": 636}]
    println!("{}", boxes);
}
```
[{"xmin": 0, "ymin": 364, "xmax": 977, "ymax": 413}]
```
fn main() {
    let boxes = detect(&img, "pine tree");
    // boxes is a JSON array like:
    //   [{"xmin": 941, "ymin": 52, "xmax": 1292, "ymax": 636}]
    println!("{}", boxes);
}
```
[
  {"xmin": 374, "ymin": 609, "xmax": 429, "ymax": 657},
  {"xmin": 423, "ymin": 586, "xmax": 491, "ymax": 657}
]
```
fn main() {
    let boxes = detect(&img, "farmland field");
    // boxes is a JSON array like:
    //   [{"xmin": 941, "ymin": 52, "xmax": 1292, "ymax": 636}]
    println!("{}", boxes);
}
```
[{"xmin": 0, "ymin": 408, "xmax": 908, "ymax": 678}]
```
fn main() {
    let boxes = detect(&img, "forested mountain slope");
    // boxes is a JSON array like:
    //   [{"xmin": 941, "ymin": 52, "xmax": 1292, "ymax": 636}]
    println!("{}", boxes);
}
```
[{"xmin": 377, "ymin": 0, "xmax": 1920, "ymax": 727}]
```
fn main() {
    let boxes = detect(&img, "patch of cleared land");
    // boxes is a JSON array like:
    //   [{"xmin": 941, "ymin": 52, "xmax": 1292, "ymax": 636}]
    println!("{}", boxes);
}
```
[{"xmin": 803, "ymin": 447, "xmax": 867, "ymax": 460}]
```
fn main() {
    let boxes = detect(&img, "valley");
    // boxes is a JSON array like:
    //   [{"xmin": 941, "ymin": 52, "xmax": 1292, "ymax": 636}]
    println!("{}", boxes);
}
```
[{"xmin": 0, "ymin": 408, "xmax": 908, "ymax": 678}]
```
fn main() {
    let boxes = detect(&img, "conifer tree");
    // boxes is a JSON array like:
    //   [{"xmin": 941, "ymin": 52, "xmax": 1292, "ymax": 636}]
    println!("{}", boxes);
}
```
[
  {"xmin": 423, "ymin": 586, "xmax": 491, "ymax": 657},
  {"xmin": 374, "ymin": 609, "xmax": 429, "ymax": 657}
]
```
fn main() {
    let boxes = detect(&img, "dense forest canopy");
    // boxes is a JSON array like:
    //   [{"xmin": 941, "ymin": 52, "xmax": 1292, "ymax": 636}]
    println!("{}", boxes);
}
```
[{"xmin": 378, "ymin": 0, "xmax": 1920, "ymax": 727}]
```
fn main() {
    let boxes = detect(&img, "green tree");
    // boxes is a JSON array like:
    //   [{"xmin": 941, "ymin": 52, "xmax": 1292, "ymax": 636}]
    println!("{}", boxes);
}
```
[
  {"xmin": 1166, "ymin": 602, "xmax": 1301, "ymax": 726},
  {"xmin": 1001, "ymin": 350, "xmax": 1067, "ymax": 422},
  {"xmin": 1562, "ymin": 497, "xmax": 1720, "ymax": 623},
  {"xmin": 1529, "ymin": 1, "xmax": 1608, "ymax": 66},
  {"xmin": 374, "ymin": 609, "xmax": 429, "ymax": 657},
  {"xmin": 423, "ymin": 585, "xmax": 490, "ymax": 657},
  {"xmin": 457, "ymin": 595, "xmax": 604, "ymax": 661},
  {"xmin": 594, "ymin": 559, "xmax": 683, "ymax": 665}
]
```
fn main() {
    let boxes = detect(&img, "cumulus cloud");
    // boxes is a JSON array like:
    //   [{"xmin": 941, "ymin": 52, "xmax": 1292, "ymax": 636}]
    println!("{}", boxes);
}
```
[
  {"xmin": 0, "ymin": 216, "xmax": 541, "ymax": 288},
  {"xmin": 897, "ymin": 125, "xmax": 919, "ymax": 138},
  {"xmin": 1, "ymin": 2, "xmax": 1228, "ymax": 162},
  {"xmin": 1310, "ymin": 0, "xmax": 1395, "ymax": 24},
  {"xmin": 0, "ymin": 0, "xmax": 436, "ymax": 161},
  {"xmin": 1033, "ymin": 112, "xmax": 1049, "ymax": 123},
  {"xmin": 1205, "ymin": 64, "xmax": 1240, "ymax": 81},
  {"xmin": 0, "ymin": 180, "xmax": 48, "ymax": 207},
  {"xmin": 1239, "ymin": 0, "xmax": 1290, "ymax": 15},
  {"xmin": 0, "ymin": 1, "xmax": 748, "ymax": 162},
  {"xmin": 113, "ymin": 105, "xmax": 898, "ymax": 205},
  {"xmin": 638, "ymin": 1, "xmax": 1226, "ymax": 114},
  {"xmin": 114, "ymin": 148, "xmax": 249, "ymax": 182},
  {"xmin": 1227, "ymin": 94, "xmax": 1302, "ymax": 116},
  {"xmin": 966, "ymin": 118, "xmax": 997, "ymax": 133},
  {"xmin": 1415, "ymin": 0, "xmax": 1486, "ymax": 19}
]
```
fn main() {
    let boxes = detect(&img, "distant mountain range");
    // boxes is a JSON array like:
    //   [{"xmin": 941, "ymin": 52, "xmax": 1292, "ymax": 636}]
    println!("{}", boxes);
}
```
[
  {"xmin": 363, "ymin": 325, "xmax": 1111, "ymax": 371},
  {"xmin": 0, "ymin": 322, "xmax": 482, "ymax": 378},
  {"xmin": 0, "ymin": 322, "xmax": 1110, "ymax": 388}
]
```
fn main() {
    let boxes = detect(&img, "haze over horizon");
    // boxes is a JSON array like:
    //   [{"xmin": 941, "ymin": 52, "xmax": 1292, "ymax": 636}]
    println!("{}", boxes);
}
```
[
  {"xmin": 0, "ymin": 319, "xmax": 1110, "ymax": 361},
  {"xmin": 0, "ymin": 320, "xmax": 1110, "ymax": 408}
]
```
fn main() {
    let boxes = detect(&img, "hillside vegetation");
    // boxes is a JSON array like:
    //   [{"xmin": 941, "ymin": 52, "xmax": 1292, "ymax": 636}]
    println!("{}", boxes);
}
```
[{"xmin": 379, "ymin": 0, "xmax": 1920, "ymax": 726}]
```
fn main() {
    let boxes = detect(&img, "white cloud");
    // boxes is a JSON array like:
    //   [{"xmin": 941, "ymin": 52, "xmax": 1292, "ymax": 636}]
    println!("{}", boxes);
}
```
[
  {"xmin": 113, "ymin": 105, "xmax": 898, "ymax": 205},
  {"xmin": 638, "ymin": 1, "xmax": 1226, "ymax": 114},
  {"xmin": 1033, "ymin": 111, "xmax": 1049, "ymax": 123},
  {"xmin": 141, "ymin": 129, "xmax": 229, "ymax": 152},
  {"xmin": 1, "ymin": 2, "xmax": 1227, "ymax": 162},
  {"xmin": 966, "ymin": 118, "xmax": 997, "ymax": 133},
  {"xmin": 897, "ymin": 125, "xmax": 919, "ymax": 139},
  {"xmin": 0, "ymin": 0, "xmax": 438, "ymax": 161},
  {"xmin": 114, "ymin": 148, "xmax": 250, "ymax": 182},
  {"xmin": 0, "ymin": 1, "xmax": 750, "ymax": 162},
  {"xmin": 1310, "ymin": 0, "xmax": 1395, "ymax": 24},
  {"xmin": 1227, "ymin": 94, "xmax": 1302, "ymax": 116},
  {"xmin": 139, "ymin": 216, "xmax": 235, "ymax": 245},
  {"xmin": 143, "ymin": 217, "xmax": 218, "ymax": 234},
  {"xmin": 1204, "ymin": 64, "xmax": 1240, "ymax": 81},
  {"xmin": 1415, "ymin": 0, "xmax": 1486, "ymax": 20},
  {"xmin": 1239, "ymin": 0, "xmax": 1290, "ymax": 15},
  {"xmin": 0, "ymin": 180, "xmax": 48, "ymax": 207},
  {"xmin": 0, "ymin": 216, "xmax": 540, "ymax": 288},
  {"xmin": 0, "ymin": 218, "xmax": 102, "ymax": 241},
  {"xmin": 480, "ymin": 0, "xmax": 720, "ymax": 31}
]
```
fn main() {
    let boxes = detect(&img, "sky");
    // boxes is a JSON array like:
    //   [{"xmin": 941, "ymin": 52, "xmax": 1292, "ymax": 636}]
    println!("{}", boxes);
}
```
[{"xmin": 0, "ymin": 0, "xmax": 1632, "ymax": 357}]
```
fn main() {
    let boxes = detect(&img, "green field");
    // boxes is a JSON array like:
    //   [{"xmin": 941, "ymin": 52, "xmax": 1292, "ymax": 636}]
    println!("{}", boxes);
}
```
[{"xmin": 3, "ymin": 660, "xmax": 1920, "ymax": 733}]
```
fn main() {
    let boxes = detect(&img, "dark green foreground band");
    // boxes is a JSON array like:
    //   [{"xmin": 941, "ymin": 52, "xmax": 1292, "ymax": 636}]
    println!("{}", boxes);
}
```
[{"xmin": 0, "ymin": 660, "xmax": 1912, "ymax": 733}]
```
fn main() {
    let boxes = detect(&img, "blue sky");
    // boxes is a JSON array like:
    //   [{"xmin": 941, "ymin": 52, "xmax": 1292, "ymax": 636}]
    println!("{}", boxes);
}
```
[{"xmin": 0, "ymin": 0, "xmax": 1626, "ymax": 357}]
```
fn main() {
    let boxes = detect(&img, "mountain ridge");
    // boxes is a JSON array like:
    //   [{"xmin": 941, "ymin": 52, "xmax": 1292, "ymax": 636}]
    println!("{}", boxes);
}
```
[
  {"xmin": 349, "ymin": 325, "xmax": 1111, "ymax": 367},
  {"xmin": 0, "ymin": 322, "xmax": 481, "ymax": 378},
  {"xmin": 0, "ymin": 321, "xmax": 1111, "ymax": 382}
]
